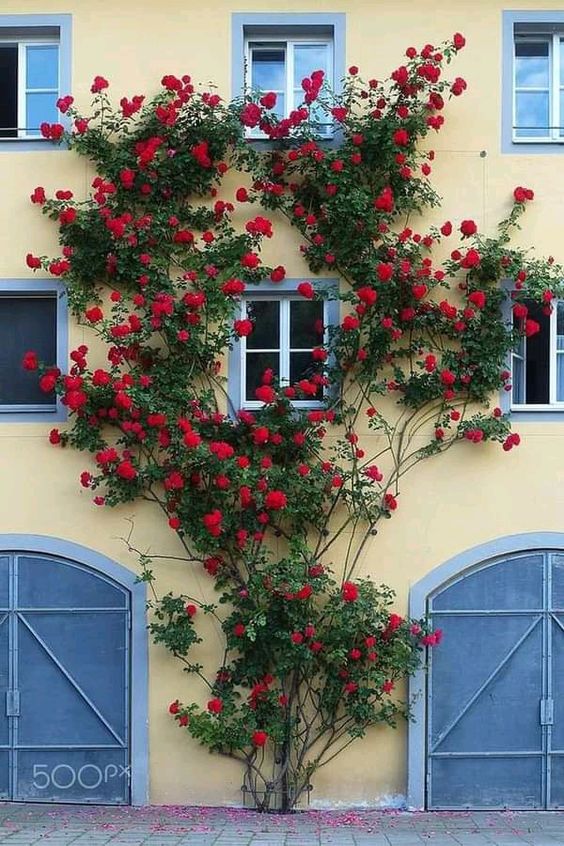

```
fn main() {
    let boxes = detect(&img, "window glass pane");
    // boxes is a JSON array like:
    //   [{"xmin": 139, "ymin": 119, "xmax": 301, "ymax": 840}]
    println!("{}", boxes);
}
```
[
  {"xmin": 26, "ymin": 44, "xmax": 59, "ymax": 90},
  {"xmin": 245, "ymin": 300, "xmax": 280, "ymax": 349},
  {"xmin": 0, "ymin": 296, "xmax": 57, "ymax": 406},
  {"xmin": 293, "ymin": 44, "xmax": 330, "ymax": 87},
  {"xmin": 523, "ymin": 300, "xmax": 550, "ymax": 404},
  {"xmin": 0, "ymin": 45, "xmax": 17, "ymax": 138},
  {"xmin": 250, "ymin": 48, "xmax": 285, "ymax": 92},
  {"xmin": 290, "ymin": 301, "xmax": 324, "ymax": 348},
  {"xmin": 290, "ymin": 352, "xmax": 322, "ymax": 397},
  {"xmin": 245, "ymin": 352, "xmax": 279, "ymax": 400},
  {"xmin": 512, "ymin": 355, "xmax": 524, "ymax": 404},
  {"xmin": 25, "ymin": 91, "xmax": 58, "ymax": 135},
  {"xmin": 557, "ymin": 354, "xmax": 564, "ymax": 402},
  {"xmin": 515, "ymin": 91, "xmax": 550, "ymax": 137},
  {"xmin": 515, "ymin": 40, "xmax": 549, "ymax": 88},
  {"xmin": 557, "ymin": 302, "xmax": 564, "ymax": 347},
  {"xmin": 557, "ymin": 303, "xmax": 564, "ymax": 402}
]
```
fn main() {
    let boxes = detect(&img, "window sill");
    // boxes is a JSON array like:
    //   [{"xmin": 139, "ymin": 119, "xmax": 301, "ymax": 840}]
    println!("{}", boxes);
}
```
[
  {"xmin": 0, "ymin": 138, "xmax": 68, "ymax": 153},
  {"xmin": 504, "ymin": 138, "xmax": 564, "ymax": 155},
  {"xmin": 243, "ymin": 129, "xmax": 342, "ymax": 150},
  {"xmin": 0, "ymin": 406, "xmax": 67, "ymax": 423},
  {"xmin": 510, "ymin": 406, "xmax": 564, "ymax": 422}
]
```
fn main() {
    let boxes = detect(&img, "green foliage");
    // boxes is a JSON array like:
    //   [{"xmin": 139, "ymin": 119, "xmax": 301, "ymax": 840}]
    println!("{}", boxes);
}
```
[{"xmin": 26, "ymin": 41, "xmax": 564, "ymax": 811}]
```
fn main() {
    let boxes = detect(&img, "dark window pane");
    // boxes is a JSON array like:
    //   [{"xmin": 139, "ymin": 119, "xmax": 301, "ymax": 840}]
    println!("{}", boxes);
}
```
[
  {"xmin": 513, "ymin": 300, "xmax": 550, "ymax": 404},
  {"xmin": 290, "ymin": 352, "xmax": 322, "ymax": 397},
  {"xmin": 0, "ymin": 296, "xmax": 57, "ymax": 406},
  {"xmin": 0, "ymin": 46, "xmax": 17, "ymax": 138},
  {"xmin": 290, "ymin": 301, "xmax": 324, "ymax": 348},
  {"xmin": 245, "ymin": 352, "xmax": 279, "ymax": 401},
  {"xmin": 515, "ymin": 40, "xmax": 549, "ymax": 58},
  {"xmin": 246, "ymin": 300, "xmax": 280, "ymax": 349}
]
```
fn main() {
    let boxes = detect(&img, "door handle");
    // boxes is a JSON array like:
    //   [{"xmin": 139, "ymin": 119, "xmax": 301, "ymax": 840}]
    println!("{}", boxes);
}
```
[
  {"xmin": 540, "ymin": 698, "xmax": 554, "ymax": 726},
  {"xmin": 6, "ymin": 690, "xmax": 19, "ymax": 717}
]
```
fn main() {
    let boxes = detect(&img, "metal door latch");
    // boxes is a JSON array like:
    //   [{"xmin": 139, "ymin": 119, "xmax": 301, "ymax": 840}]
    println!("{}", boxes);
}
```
[{"xmin": 540, "ymin": 698, "xmax": 554, "ymax": 726}]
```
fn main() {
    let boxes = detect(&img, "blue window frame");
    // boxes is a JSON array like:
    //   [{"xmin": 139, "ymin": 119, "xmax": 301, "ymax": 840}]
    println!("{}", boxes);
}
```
[
  {"xmin": 0, "ymin": 280, "xmax": 67, "ymax": 422},
  {"xmin": 228, "ymin": 279, "xmax": 339, "ymax": 413},
  {"xmin": 232, "ymin": 13, "xmax": 345, "ymax": 138},
  {"xmin": 0, "ymin": 14, "xmax": 71, "ymax": 151},
  {"xmin": 502, "ymin": 11, "xmax": 564, "ymax": 153}
]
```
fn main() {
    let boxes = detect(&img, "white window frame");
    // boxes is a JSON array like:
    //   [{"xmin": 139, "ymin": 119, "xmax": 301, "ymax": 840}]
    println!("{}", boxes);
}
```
[
  {"xmin": 511, "ymin": 299, "xmax": 564, "ymax": 409},
  {"xmin": 239, "ymin": 294, "xmax": 329, "ymax": 410},
  {"xmin": 0, "ymin": 34, "xmax": 60, "ymax": 138},
  {"xmin": 244, "ymin": 33, "xmax": 333, "ymax": 137},
  {"xmin": 513, "ymin": 32, "xmax": 564, "ymax": 143}
]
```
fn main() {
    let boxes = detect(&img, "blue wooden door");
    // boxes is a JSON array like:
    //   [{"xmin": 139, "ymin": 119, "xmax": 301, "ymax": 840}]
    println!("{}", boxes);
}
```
[
  {"xmin": 427, "ymin": 552, "xmax": 557, "ymax": 809},
  {"xmin": 0, "ymin": 553, "xmax": 130, "ymax": 804}
]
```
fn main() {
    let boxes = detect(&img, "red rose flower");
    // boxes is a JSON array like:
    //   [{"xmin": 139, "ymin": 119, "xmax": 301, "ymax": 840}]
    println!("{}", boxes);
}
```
[
  {"xmin": 22, "ymin": 351, "xmax": 38, "ymax": 371},
  {"xmin": 265, "ymin": 490, "xmax": 287, "ymax": 510},
  {"xmin": 342, "ymin": 581, "xmax": 359, "ymax": 602},
  {"xmin": 513, "ymin": 186, "xmax": 534, "ymax": 204},
  {"xmin": 234, "ymin": 319, "xmax": 253, "ymax": 337},
  {"xmin": 207, "ymin": 698, "xmax": 223, "ymax": 714},
  {"xmin": 392, "ymin": 128, "xmax": 409, "ymax": 146},
  {"xmin": 460, "ymin": 219, "xmax": 477, "ymax": 237},
  {"xmin": 260, "ymin": 92, "xmax": 277, "ymax": 110},
  {"xmin": 297, "ymin": 281, "xmax": 315, "ymax": 299},
  {"xmin": 117, "ymin": 460, "xmax": 137, "ymax": 481},
  {"xmin": 252, "ymin": 730, "xmax": 268, "ymax": 747},
  {"xmin": 91, "ymin": 75, "xmax": 109, "ymax": 93}
]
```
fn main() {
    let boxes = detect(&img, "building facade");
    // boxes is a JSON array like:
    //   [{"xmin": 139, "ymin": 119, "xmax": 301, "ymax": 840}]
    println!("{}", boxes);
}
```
[{"xmin": 1, "ymin": 0, "xmax": 564, "ymax": 810}]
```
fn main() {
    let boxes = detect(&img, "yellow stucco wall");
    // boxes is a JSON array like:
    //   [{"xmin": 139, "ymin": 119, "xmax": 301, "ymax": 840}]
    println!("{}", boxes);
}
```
[{"xmin": 2, "ymin": 0, "xmax": 564, "ymax": 808}]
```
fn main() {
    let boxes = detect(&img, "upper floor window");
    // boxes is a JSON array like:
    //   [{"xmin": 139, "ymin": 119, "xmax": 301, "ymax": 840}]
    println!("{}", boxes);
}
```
[
  {"xmin": 232, "ymin": 13, "xmax": 346, "ymax": 140},
  {"xmin": 512, "ymin": 299, "xmax": 564, "ymax": 407},
  {"xmin": 503, "ymin": 12, "xmax": 564, "ymax": 152},
  {"xmin": 0, "ymin": 15, "xmax": 71, "ymax": 147},
  {"xmin": 245, "ymin": 34, "xmax": 333, "ymax": 136},
  {"xmin": 514, "ymin": 33, "xmax": 564, "ymax": 142}
]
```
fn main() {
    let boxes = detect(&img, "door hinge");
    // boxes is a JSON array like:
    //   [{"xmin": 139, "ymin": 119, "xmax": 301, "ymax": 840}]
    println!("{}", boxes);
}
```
[
  {"xmin": 541, "ymin": 698, "xmax": 554, "ymax": 726},
  {"xmin": 6, "ymin": 690, "xmax": 20, "ymax": 717}
]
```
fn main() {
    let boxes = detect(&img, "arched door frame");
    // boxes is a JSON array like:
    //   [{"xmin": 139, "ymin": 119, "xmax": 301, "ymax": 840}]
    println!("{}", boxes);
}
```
[
  {"xmin": 0, "ymin": 535, "xmax": 148, "ymax": 806},
  {"xmin": 407, "ymin": 532, "xmax": 564, "ymax": 810}
]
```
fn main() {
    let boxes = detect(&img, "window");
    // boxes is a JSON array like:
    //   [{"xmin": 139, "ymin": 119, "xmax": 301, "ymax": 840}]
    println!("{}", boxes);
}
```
[
  {"xmin": 228, "ymin": 282, "xmax": 339, "ymax": 411},
  {"xmin": 0, "ymin": 32, "xmax": 59, "ymax": 138},
  {"xmin": 513, "ymin": 33, "xmax": 564, "ymax": 141},
  {"xmin": 232, "ymin": 14, "xmax": 346, "ymax": 139},
  {"xmin": 0, "ymin": 15, "xmax": 71, "ymax": 145},
  {"xmin": 246, "ymin": 36, "xmax": 333, "ymax": 135},
  {"xmin": 511, "ymin": 299, "xmax": 564, "ymax": 408},
  {"xmin": 0, "ymin": 282, "xmax": 67, "ymax": 421},
  {"xmin": 503, "ymin": 12, "xmax": 564, "ymax": 152}
]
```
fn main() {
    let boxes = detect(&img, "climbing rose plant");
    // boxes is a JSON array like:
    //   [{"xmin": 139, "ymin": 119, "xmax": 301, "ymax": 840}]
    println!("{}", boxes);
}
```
[{"xmin": 24, "ymin": 35, "xmax": 564, "ymax": 811}]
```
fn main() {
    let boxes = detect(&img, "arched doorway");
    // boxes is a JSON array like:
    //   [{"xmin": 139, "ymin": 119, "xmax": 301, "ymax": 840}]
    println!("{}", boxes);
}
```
[
  {"xmin": 0, "ymin": 536, "xmax": 147, "ymax": 805},
  {"xmin": 408, "ymin": 534, "xmax": 564, "ymax": 810}
]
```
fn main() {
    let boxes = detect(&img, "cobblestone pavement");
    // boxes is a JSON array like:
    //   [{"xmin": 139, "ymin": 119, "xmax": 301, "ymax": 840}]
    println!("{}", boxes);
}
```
[{"xmin": 0, "ymin": 805, "xmax": 562, "ymax": 846}]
